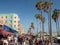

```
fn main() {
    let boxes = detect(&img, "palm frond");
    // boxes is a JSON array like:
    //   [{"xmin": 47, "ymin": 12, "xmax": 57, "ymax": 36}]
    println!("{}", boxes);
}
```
[
  {"xmin": 52, "ymin": 9, "xmax": 60, "ymax": 22},
  {"xmin": 35, "ymin": 14, "xmax": 45, "ymax": 23},
  {"xmin": 31, "ymin": 22, "xmax": 34, "ymax": 29}
]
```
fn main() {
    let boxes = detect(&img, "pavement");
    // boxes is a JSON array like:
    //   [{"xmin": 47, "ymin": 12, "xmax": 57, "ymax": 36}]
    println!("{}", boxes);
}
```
[
  {"xmin": 52, "ymin": 43, "xmax": 60, "ymax": 45},
  {"xmin": 49, "ymin": 42, "xmax": 60, "ymax": 45}
]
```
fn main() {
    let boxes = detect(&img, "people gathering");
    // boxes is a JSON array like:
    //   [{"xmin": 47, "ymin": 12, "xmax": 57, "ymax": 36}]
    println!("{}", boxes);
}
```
[{"xmin": 0, "ymin": 33, "xmax": 50, "ymax": 45}]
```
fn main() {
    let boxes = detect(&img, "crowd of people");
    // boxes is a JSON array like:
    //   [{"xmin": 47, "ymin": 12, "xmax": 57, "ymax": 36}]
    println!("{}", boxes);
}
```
[{"xmin": 0, "ymin": 33, "xmax": 50, "ymax": 45}]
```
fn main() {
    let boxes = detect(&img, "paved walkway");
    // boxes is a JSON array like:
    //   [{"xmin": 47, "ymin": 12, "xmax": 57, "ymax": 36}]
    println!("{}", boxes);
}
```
[
  {"xmin": 49, "ymin": 43, "xmax": 60, "ymax": 45},
  {"xmin": 52, "ymin": 43, "xmax": 60, "ymax": 45}
]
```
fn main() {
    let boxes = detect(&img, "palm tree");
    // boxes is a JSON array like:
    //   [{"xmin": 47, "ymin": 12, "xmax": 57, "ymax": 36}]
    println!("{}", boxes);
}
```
[
  {"xmin": 35, "ymin": 14, "xmax": 39, "ymax": 34},
  {"xmin": 35, "ymin": 0, "xmax": 52, "ymax": 43},
  {"xmin": 28, "ymin": 28, "xmax": 31, "ymax": 33},
  {"xmin": 30, "ymin": 22, "xmax": 35, "ymax": 33},
  {"xmin": 35, "ymin": 14, "xmax": 45, "ymax": 39},
  {"xmin": 31, "ymin": 22, "xmax": 34, "ymax": 29},
  {"xmin": 43, "ymin": 0, "xmax": 53, "ymax": 44},
  {"xmin": 36, "ymin": 0, "xmax": 44, "ymax": 10},
  {"xmin": 43, "ymin": 0, "xmax": 53, "ymax": 13},
  {"xmin": 52, "ymin": 9, "xmax": 60, "ymax": 36},
  {"xmin": 36, "ymin": 0, "xmax": 44, "ymax": 32}
]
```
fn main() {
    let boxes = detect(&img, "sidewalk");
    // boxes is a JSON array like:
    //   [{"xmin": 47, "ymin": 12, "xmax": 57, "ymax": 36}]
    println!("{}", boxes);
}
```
[{"xmin": 49, "ymin": 43, "xmax": 60, "ymax": 45}]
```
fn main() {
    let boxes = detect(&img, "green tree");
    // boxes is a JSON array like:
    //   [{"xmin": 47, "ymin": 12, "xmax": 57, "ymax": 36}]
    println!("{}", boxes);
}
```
[
  {"xmin": 35, "ymin": 14, "xmax": 45, "ymax": 39},
  {"xmin": 44, "ymin": 0, "xmax": 53, "ymax": 13},
  {"xmin": 36, "ymin": 0, "xmax": 44, "ymax": 10},
  {"xmin": 35, "ymin": 0, "xmax": 53, "ymax": 44},
  {"xmin": 43, "ymin": 0, "xmax": 53, "ymax": 44},
  {"xmin": 35, "ymin": 0, "xmax": 45, "ymax": 39},
  {"xmin": 30, "ymin": 22, "xmax": 35, "ymax": 33},
  {"xmin": 52, "ymin": 9, "xmax": 60, "ymax": 36},
  {"xmin": 31, "ymin": 22, "xmax": 34, "ymax": 30},
  {"xmin": 35, "ymin": 14, "xmax": 39, "ymax": 34},
  {"xmin": 28, "ymin": 28, "xmax": 31, "ymax": 33}
]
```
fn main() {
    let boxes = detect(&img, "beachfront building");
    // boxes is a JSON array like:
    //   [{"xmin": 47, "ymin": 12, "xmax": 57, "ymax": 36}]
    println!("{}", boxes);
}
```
[{"xmin": 0, "ymin": 13, "xmax": 24, "ymax": 34}]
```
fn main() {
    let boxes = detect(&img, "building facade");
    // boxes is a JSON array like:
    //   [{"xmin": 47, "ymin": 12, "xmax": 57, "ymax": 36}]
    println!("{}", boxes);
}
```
[
  {"xmin": 0, "ymin": 13, "xmax": 20, "ymax": 31},
  {"xmin": 18, "ymin": 23, "xmax": 24, "ymax": 34}
]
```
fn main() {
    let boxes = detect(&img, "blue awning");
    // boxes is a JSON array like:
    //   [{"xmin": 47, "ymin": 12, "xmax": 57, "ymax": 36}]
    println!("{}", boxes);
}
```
[
  {"xmin": 3, "ymin": 25, "xmax": 11, "ymax": 31},
  {"xmin": 10, "ymin": 29, "xmax": 18, "ymax": 34},
  {"xmin": 2, "ymin": 25, "xmax": 18, "ymax": 35}
]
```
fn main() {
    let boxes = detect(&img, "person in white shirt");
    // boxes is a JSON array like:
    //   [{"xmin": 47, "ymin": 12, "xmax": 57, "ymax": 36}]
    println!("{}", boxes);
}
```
[
  {"xmin": 14, "ymin": 36, "xmax": 18, "ymax": 45},
  {"xmin": 3, "ymin": 37, "xmax": 8, "ymax": 45},
  {"xmin": 22, "ymin": 38, "xmax": 26, "ymax": 45}
]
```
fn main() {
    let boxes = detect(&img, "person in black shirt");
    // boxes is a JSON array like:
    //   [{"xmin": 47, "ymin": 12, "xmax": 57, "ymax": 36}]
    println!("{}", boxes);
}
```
[
  {"xmin": 29, "ymin": 37, "xmax": 33, "ymax": 45},
  {"xmin": 18, "ymin": 36, "xmax": 23, "ymax": 45}
]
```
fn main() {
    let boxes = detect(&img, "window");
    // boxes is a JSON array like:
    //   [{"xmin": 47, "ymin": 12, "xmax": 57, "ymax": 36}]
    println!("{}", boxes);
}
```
[
  {"xmin": 14, "ymin": 21, "xmax": 16, "ymax": 23},
  {"xmin": 6, "ymin": 16, "xmax": 7, "ymax": 18},
  {"xmin": 14, "ymin": 17, "xmax": 16, "ymax": 19},
  {"xmin": 14, "ymin": 25, "xmax": 16, "ymax": 27},
  {"xmin": 1, "ymin": 16, "xmax": 3, "ymax": 18},
  {"xmin": 11, "ymin": 16, "xmax": 12, "ymax": 18},
  {"xmin": 5, "ymin": 21, "xmax": 7, "ymax": 23},
  {"xmin": 18, "ymin": 25, "xmax": 20, "ymax": 27},
  {"xmin": 18, "ymin": 28, "xmax": 20, "ymax": 30},
  {"xmin": 9, "ymin": 24, "xmax": 12, "ymax": 27},
  {"xmin": 10, "ymin": 20, "xmax": 12, "ymax": 23},
  {"xmin": 10, "ymin": 25, "xmax": 12, "ymax": 27},
  {"xmin": 18, "ymin": 21, "xmax": 20, "ymax": 23}
]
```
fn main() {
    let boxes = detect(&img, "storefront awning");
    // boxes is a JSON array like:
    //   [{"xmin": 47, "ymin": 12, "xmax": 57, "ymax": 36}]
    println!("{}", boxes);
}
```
[
  {"xmin": 3, "ymin": 25, "xmax": 18, "ymax": 35},
  {"xmin": 0, "ymin": 29, "xmax": 14, "ymax": 36}
]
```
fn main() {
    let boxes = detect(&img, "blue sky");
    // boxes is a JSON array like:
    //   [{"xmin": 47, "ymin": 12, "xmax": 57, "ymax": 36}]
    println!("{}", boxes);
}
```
[{"xmin": 0, "ymin": 0, "xmax": 60, "ymax": 33}]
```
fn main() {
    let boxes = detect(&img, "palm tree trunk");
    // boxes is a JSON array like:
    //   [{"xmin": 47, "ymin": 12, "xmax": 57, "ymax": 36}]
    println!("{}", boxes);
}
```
[
  {"xmin": 56, "ymin": 19, "xmax": 58, "ymax": 36},
  {"xmin": 48, "ymin": 12, "xmax": 52, "ymax": 45},
  {"xmin": 59, "ymin": 15, "xmax": 60, "ymax": 35},
  {"xmin": 42, "ymin": 22, "xmax": 44, "ymax": 40},
  {"xmin": 40, "ymin": 9, "xmax": 44, "ymax": 39},
  {"xmin": 58, "ymin": 15, "xmax": 60, "ymax": 35},
  {"xmin": 48, "ymin": 11, "xmax": 49, "ymax": 37},
  {"xmin": 48, "ymin": 6, "xmax": 52, "ymax": 45},
  {"xmin": 56, "ymin": 18, "xmax": 59, "ymax": 36},
  {"xmin": 40, "ymin": 22, "xmax": 41, "ymax": 38},
  {"xmin": 40, "ymin": 10, "xmax": 42, "ymax": 38},
  {"xmin": 57, "ymin": 17, "xmax": 59, "ymax": 36},
  {"xmin": 36, "ymin": 19, "xmax": 38, "ymax": 34}
]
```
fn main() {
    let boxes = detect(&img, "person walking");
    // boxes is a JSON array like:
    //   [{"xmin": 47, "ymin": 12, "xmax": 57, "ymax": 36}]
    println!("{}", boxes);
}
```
[
  {"xmin": 39, "ymin": 39, "xmax": 42, "ymax": 45},
  {"xmin": 29, "ymin": 37, "xmax": 33, "ymax": 45},
  {"xmin": 41, "ymin": 39, "xmax": 45, "ymax": 45},
  {"xmin": 22, "ymin": 38, "xmax": 26, "ymax": 45},
  {"xmin": 3, "ymin": 37, "xmax": 8, "ymax": 45},
  {"xmin": 7, "ymin": 35, "xmax": 12, "ymax": 45},
  {"xmin": 14, "ymin": 36, "xmax": 18, "ymax": 45},
  {"xmin": 35, "ymin": 38, "xmax": 37, "ymax": 45},
  {"xmin": 45, "ymin": 38, "xmax": 49, "ymax": 45},
  {"xmin": 18, "ymin": 36, "xmax": 23, "ymax": 45}
]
